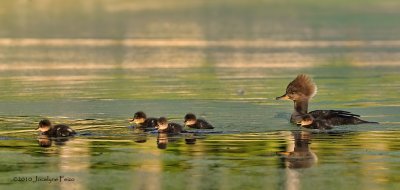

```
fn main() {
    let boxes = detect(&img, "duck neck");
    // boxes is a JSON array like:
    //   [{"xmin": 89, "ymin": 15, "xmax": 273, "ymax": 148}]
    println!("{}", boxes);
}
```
[
  {"xmin": 293, "ymin": 99, "xmax": 309, "ymax": 114},
  {"xmin": 290, "ymin": 99, "xmax": 309, "ymax": 123}
]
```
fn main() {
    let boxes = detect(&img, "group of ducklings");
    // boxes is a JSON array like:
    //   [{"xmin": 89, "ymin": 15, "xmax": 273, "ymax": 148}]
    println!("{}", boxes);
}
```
[
  {"xmin": 37, "ymin": 112, "xmax": 214, "ymax": 138},
  {"xmin": 36, "ymin": 74, "xmax": 377, "ymax": 138},
  {"xmin": 129, "ymin": 111, "xmax": 214, "ymax": 133}
]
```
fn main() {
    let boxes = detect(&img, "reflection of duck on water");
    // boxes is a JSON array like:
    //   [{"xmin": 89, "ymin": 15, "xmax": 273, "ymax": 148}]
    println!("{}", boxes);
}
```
[
  {"xmin": 157, "ymin": 133, "xmax": 168, "ymax": 149},
  {"xmin": 276, "ymin": 74, "xmax": 378, "ymax": 128},
  {"xmin": 37, "ymin": 119, "xmax": 76, "ymax": 137},
  {"xmin": 185, "ymin": 134, "xmax": 197, "ymax": 145},
  {"xmin": 278, "ymin": 131, "xmax": 317, "ymax": 169},
  {"xmin": 37, "ymin": 134, "xmax": 73, "ymax": 147},
  {"xmin": 38, "ymin": 135, "xmax": 52, "ymax": 147}
]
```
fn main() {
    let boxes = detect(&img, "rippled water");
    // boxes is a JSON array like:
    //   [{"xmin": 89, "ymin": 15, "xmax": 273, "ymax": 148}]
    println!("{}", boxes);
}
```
[{"xmin": 1, "ymin": 0, "xmax": 400, "ymax": 189}]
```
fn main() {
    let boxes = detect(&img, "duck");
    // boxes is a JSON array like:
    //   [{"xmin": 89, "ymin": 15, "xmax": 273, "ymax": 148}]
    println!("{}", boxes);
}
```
[
  {"xmin": 36, "ymin": 119, "xmax": 76, "ymax": 137},
  {"xmin": 276, "ymin": 74, "xmax": 377, "ymax": 126},
  {"xmin": 184, "ymin": 113, "xmax": 214, "ymax": 129},
  {"xmin": 156, "ymin": 117, "xmax": 184, "ymax": 134},
  {"xmin": 130, "ymin": 111, "xmax": 158, "ymax": 130},
  {"xmin": 299, "ymin": 114, "xmax": 333, "ymax": 130}
]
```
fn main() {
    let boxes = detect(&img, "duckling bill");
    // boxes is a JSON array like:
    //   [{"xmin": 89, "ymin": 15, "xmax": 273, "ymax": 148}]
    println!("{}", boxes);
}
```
[{"xmin": 276, "ymin": 74, "xmax": 378, "ymax": 126}]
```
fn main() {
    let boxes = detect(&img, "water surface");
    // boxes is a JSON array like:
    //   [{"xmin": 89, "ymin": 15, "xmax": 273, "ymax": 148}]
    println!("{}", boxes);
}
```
[{"xmin": 0, "ymin": 0, "xmax": 400, "ymax": 189}]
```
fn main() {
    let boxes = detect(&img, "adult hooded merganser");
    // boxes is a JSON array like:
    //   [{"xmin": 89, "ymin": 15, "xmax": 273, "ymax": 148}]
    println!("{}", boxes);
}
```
[
  {"xmin": 276, "ymin": 74, "xmax": 377, "ymax": 125},
  {"xmin": 130, "ymin": 111, "xmax": 158, "ymax": 129},
  {"xmin": 184, "ymin": 113, "xmax": 214, "ymax": 129},
  {"xmin": 37, "ymin": 119, "xmax": 76, "ymax": 137},
  {"xmin": 157, "ymin": 117, "xmax": 184, "ymax": 134}
]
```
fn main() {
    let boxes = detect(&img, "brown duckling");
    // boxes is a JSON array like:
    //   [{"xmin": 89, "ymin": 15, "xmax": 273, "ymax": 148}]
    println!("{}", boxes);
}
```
[
  {"xmin": 184, "ymin": 113, "xmax": 214, "ymax": 129},
  {"xmin": 130, "ymin": 111, "xmax": 158, "ymax": 129},
  {"xmin": 156, "ymin": 117, "xmax": 184, "ymax": 134},
  {"xmin": 299, "ymin": 114, "xmax": 333, "ymax": 130},
  {"xmin": 276, "ymin": 74, "xmax": 377, "ymax": 125},
  {"xmin": 37, "ymin": 119, "xmax": 76, "ymax": 137}
]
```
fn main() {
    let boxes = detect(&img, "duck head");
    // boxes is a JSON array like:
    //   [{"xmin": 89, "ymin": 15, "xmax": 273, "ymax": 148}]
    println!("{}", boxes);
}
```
[
  {"xmin": 131, "ymin": 111, "xmax": 147, "ymax": 124},
  {"xmin": 299, "ymin": 114, "xmax": 314, "ymax": 127},
  {"xmin": 37, "ymin": 119, "xmax": 52, "ymax": 132},
  {"xmin": 157, "ymin": 117, "xmax": 169, "ymax": 130},
  {"xmin": 276, "ymin": 74, "xmax": 317, "ymax": 101},
  {"xmin": 184, "ymin": 113, "xmax": 197, "ymax": 126}
]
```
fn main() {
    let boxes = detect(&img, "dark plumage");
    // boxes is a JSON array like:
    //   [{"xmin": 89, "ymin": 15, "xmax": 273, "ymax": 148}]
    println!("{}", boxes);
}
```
[
  {"xmin": 299, "ymin": 114, "xmax": 333, "ymax": 130},
  {"xmin": 276, "ymin": 74, "xmax": 378, "ymax": 126},
  {"xmin": 37, "ymin": 119, "xmax": 76, "ymax": 137},
  {"xmin": 184, "ymin": 113, "xmax": 214, "ymax": 129},
  {"xmin": 131, "ymin": 111, "xmax": 158, "ymax": 129},
  {"xmin": 157, "ymin": 117, "xmax": 184, "ymax": 134}
]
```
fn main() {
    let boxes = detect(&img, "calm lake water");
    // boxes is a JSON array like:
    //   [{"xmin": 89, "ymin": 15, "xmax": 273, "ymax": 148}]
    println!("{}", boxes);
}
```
[{"xmin": 1, "ymin": 0, "xmax": 400, "ymax": 189}]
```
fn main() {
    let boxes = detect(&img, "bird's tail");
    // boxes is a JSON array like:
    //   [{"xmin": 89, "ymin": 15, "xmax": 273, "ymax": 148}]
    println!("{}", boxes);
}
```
[{"xmin": 358, "ymin": 119, "xmax": 379, "ymax": 125}]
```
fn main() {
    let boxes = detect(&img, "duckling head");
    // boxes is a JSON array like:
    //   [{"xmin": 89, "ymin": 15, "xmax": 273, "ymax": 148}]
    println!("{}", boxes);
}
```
[
  {"xmin": 299, "ymin": 114, "xmax": 314, "ymax": 127},
  {"xmin": 157, "ymin": 117, "xmax": 169, "ymax": 130},
  {"xmin": 276, "ymin": 74, "xmax": 317, "ymax": 101},
  {"xmin": 131, "ymin": 111, "xmax": 147, "ymax": 124},
  {"xmin": 184, "ymin": 113, "xmax": 197, "ymax": 126},
  {"xmin": 37, "ymin": 119, "xmax": 52, "ymax": 132}
]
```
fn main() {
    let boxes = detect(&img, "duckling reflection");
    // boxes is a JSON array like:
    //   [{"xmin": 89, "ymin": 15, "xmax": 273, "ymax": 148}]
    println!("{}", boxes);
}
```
[
  {"xmin": 157, "ymin": 133, "xmax": 169, "ymax": 149},
  {"xmin": 37, "ymin": 135, "xmax": 73, "ymax": 147},
  {"xmin": 38, "ymin": 135, "xmax": 52, "ymax": 147},
  {"xmin": 132, "ymin": 129, "xmax": 148, "ymax": 143},
  {"xmin": 278, "ymin": 131, "xmax": 317, "ymax": 169},
  {"xmin": 184, "ymin": 134, "xmax": 197, "ymax": 145}
]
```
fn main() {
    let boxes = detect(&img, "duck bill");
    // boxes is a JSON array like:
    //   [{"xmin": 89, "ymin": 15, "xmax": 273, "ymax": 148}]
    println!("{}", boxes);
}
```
[{"xmin": 276, "ymin": 94, "xmax": 290, "ymax": 100}]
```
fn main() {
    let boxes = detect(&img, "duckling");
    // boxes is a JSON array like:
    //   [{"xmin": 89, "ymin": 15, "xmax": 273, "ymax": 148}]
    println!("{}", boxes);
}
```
[
  {"xmin": 130, "ymin": 111, "xmax": 158, "ymax": 129},
  {"xmin": 276, "ymin": 74, "xmax": 377, "ymax": 125},
  {"xmin": 298, "ymin": 114, "xmax": 333, "ymax": 130},
  {"xmin": 184, "ymin": 113, "xmax": 214, "ymax": 129},
  {"xmin": 156, "ymin": 117, "xmax": 184, "ymax": 134},
  {"xmin": 36, "ymin": 119, "xmax": 76, "ymax": 137}
]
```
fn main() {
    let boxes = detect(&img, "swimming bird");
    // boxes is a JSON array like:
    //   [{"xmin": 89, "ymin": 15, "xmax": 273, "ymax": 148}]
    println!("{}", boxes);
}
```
[
  {"xmin": 276, "ymin": 74, "xmax": 377, "ymax": 126},
  {"xmin": 299, "ymin": 114, "xmax": 333, "ymax": 130},
  {"xmin": 156, "ymin": 117, "xmax": 184, "ymax": 134},
  {"xmin": 130, "ymin": 111, "xmax": 158, "ymax": 130},
  {"xmin": 184, "ymin": 113, "xmax": 214, "ymax": 129},
  {"xmin": 37, "ymin": 119, "xmax": 76, "ymax": 137}
]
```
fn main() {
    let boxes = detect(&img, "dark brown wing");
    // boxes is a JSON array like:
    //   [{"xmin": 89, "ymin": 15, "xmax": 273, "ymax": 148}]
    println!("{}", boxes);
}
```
[
  {"xmin": 197, "ymin": 119, "xmax": 214, "ymax": 129},
  {"xmin": 309, "ymin": 110, "xmax": 368, "ymax": 126}
]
